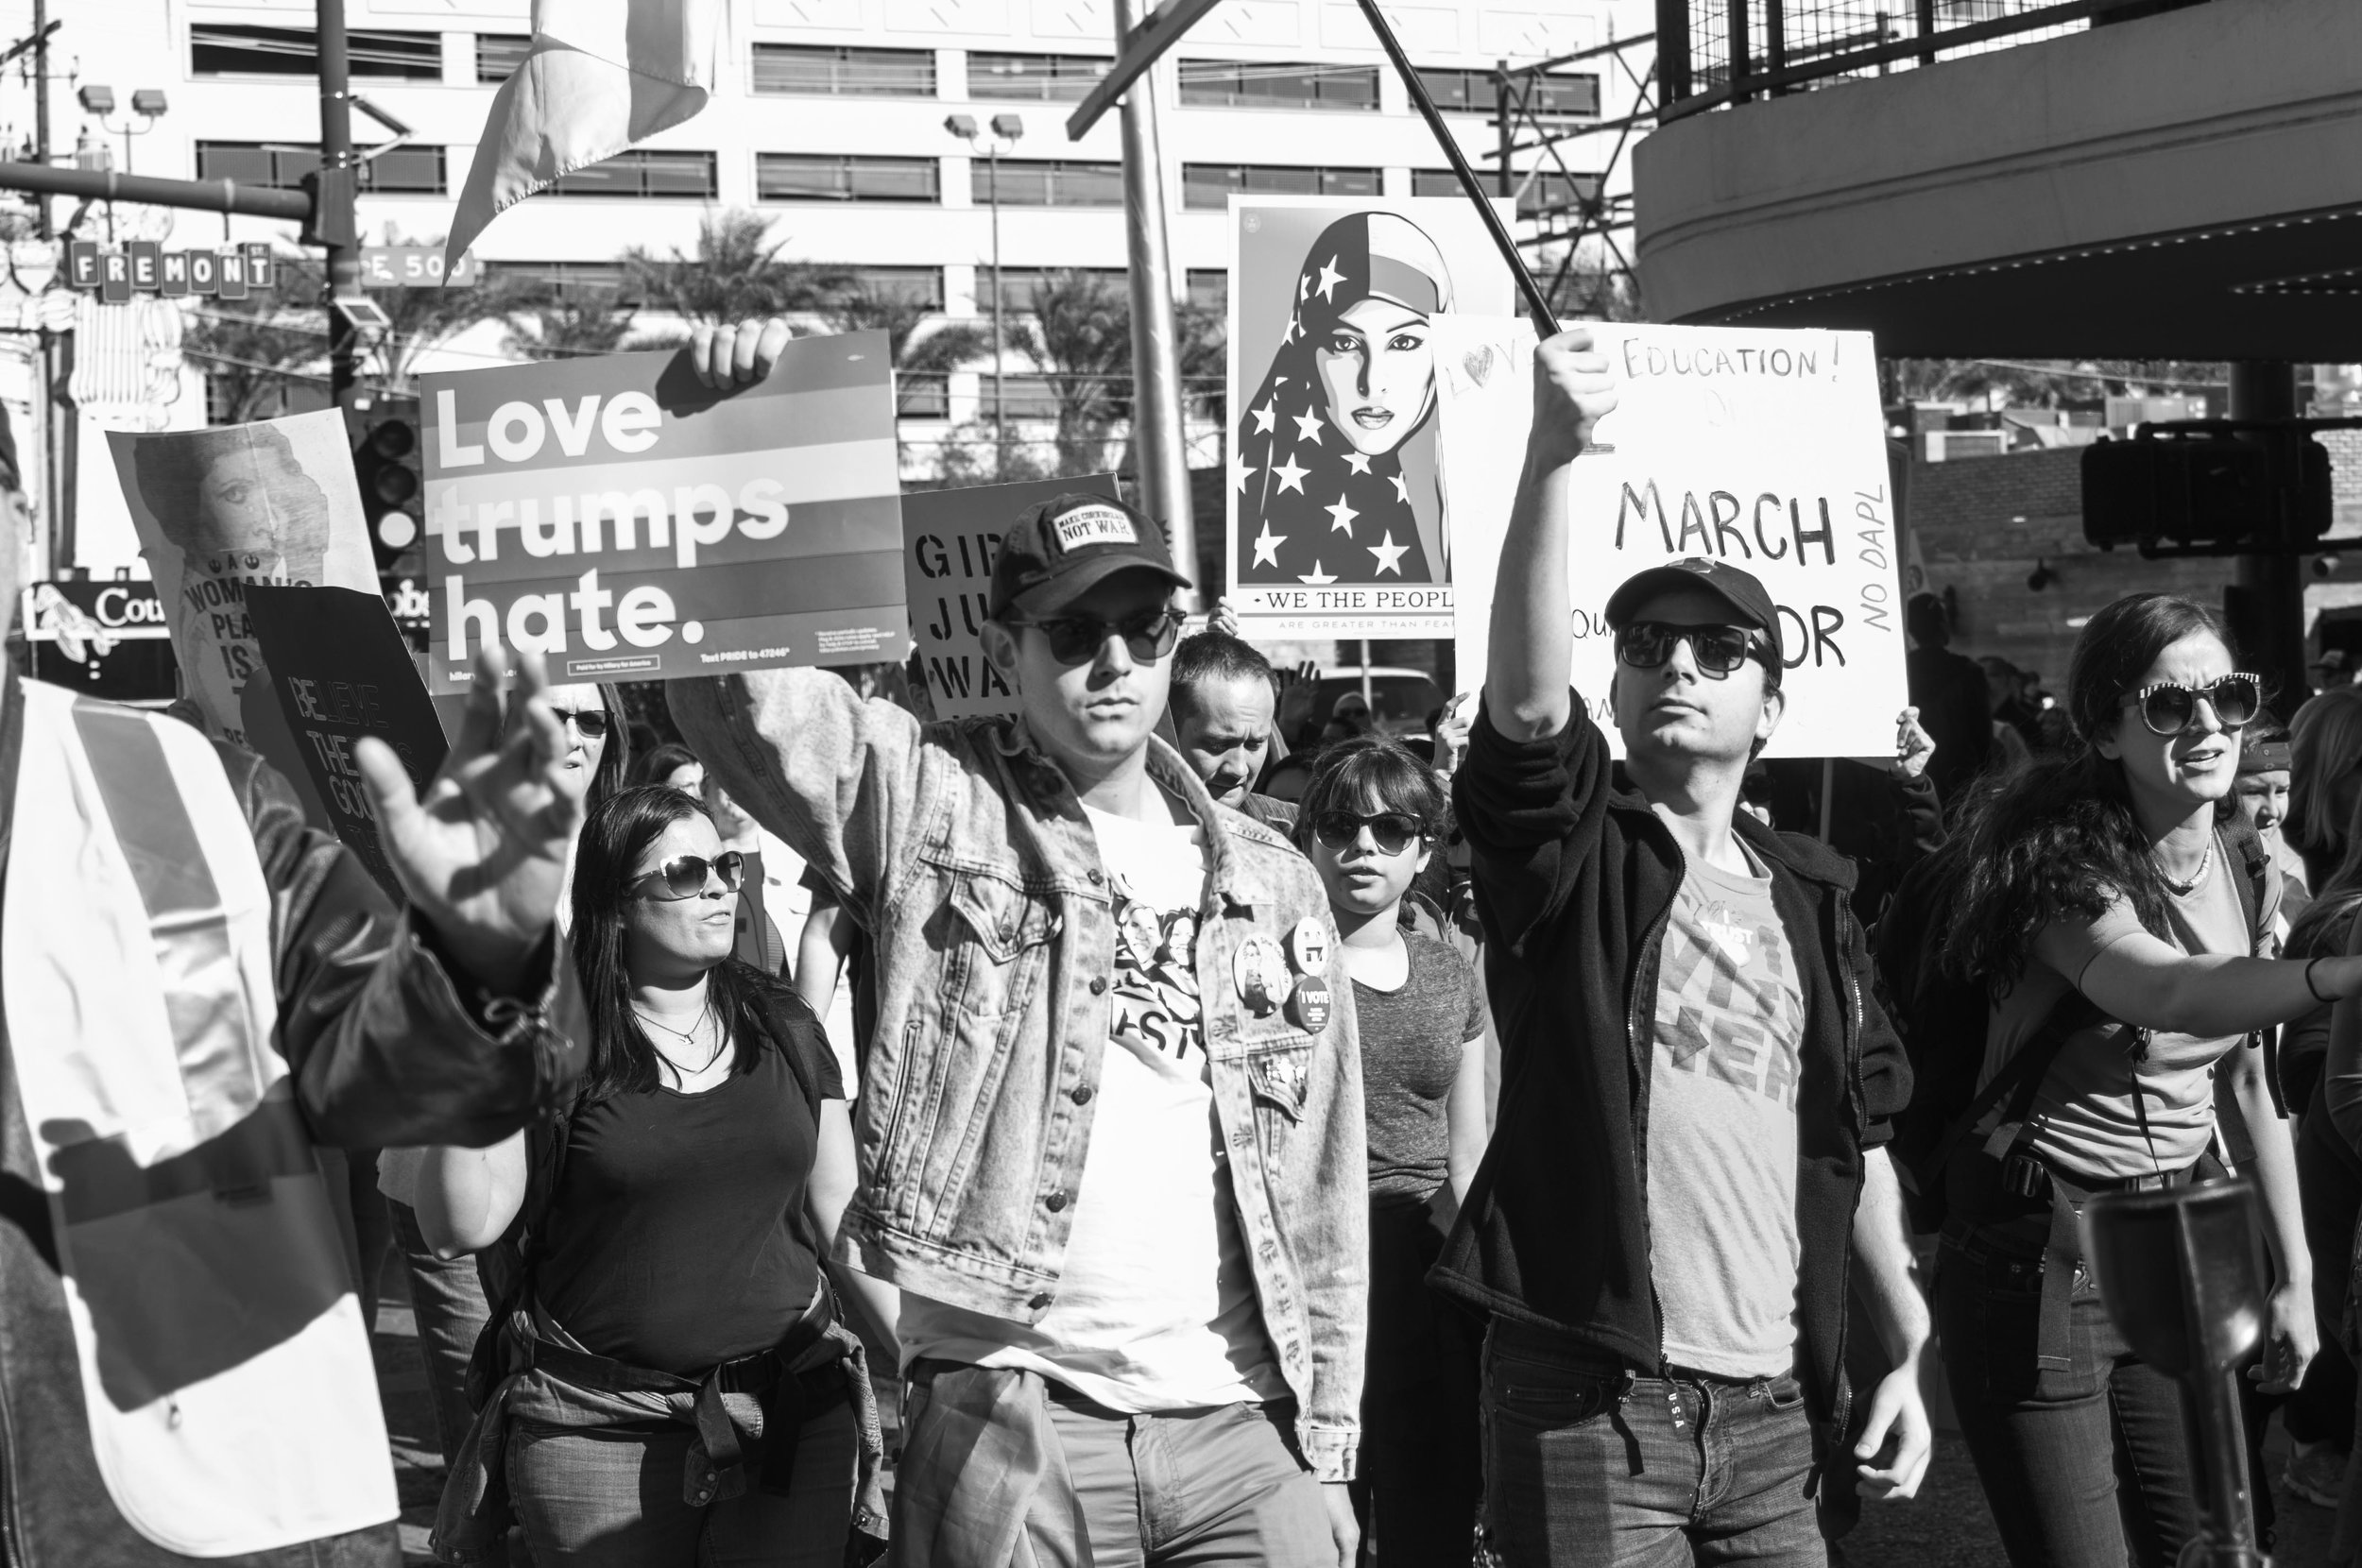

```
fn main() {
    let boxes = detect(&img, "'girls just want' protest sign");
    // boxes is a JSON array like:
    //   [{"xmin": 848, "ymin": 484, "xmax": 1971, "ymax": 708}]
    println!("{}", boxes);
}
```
[{"xmin": 420, "ymin": 332, "xmax": 910, "ymax": 692}]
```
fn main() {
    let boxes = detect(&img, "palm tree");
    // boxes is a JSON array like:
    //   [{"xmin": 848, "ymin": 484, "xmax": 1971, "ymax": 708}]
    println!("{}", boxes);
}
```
[
  {"xmin": 624, "ymin": 211, "xmax": 851, "ymax": 337},
  {"xmin": 363, "ymin": 230, "xmax": 541, "ymax": 392},
  {"xmin": 503, "ymin": 285, "xmax": 639, "ymax": 362},
  {"xmin": 813, "ymin": 281, "xmax": 990, "ymax": 418},
  {"xmin": 180, "ymin": 253, "xmax": 330, "ymax": 422},
  {"xmin": 1008, "ymin": 269, "xmax": 1133, "ymax": 476}
]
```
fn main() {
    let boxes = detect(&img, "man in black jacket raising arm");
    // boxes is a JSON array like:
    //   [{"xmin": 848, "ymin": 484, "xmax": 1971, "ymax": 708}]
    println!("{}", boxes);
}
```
[{"xmin": 1443, "ymin": 328, "xmax": 1931, "ymax": 1567}]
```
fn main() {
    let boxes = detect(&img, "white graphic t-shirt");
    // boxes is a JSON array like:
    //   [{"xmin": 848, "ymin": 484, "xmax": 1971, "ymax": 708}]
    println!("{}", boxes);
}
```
[
  {"xmin": 899, "ymin": 802, "xmax": 1282, "ymax": 1411},
  {"xmin": 1645, "ymin": 836, "xmax": 1806, "ymax": 1379}
]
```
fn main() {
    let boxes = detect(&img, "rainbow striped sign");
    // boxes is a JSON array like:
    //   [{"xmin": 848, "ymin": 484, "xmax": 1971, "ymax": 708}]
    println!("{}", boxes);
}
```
[{"xmin": 420, "ymin": 332, "xmax": 909, "ymax": 693}]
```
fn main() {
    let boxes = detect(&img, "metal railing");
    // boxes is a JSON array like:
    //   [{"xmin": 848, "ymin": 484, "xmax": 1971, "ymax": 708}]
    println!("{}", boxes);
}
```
[{"xmin": 1656, "ymin": 0, "xmax": 2210, "ymax": 120}]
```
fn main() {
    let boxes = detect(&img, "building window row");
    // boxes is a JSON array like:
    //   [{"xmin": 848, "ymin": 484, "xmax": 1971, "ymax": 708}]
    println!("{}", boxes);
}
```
[
  {"xmin": 760, "ymin": 153, "xmax": 939, "ymax": 203},
  {"xmin": 186, "ymin": 29, "xmax": 1593, "ymax": 122},
  {"xmin": 1411, "ymin": 166, "xmax": 1600, "ymax": 216},
  {"xmin": 1414, "ymin": 66, "xmax": 1600, "ymax": 119},
  {"xmin": 192, "ymin": 24, "xmax": 442, "ymax": 78},
  {"xmin": 1181, "ymin": 162, "xmax": 1380, "ymax": 209},
  {"xmin": 1175, "ymin": 60, "xmax": 1380, "ymax": 111},
  {"xmin": 196, "ymin": 140, "xmax": 447, "ymax": 193},
  {"xmin": 487, "ymin": 261, "xmax": 948, "ymax": 312}
]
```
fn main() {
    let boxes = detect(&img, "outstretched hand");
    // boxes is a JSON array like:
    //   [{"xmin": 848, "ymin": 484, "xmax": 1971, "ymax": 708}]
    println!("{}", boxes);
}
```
[
  {"xmin": 1527, "ymin": 326, "xmax": 1620, "ymax": 473},
  {"xmin": 353, "ymin": 648, "xmax": 587, "ymax": 997},
  {"xmin": 690, "ymin": 317, "xmax": 795, "ymax": 390}
]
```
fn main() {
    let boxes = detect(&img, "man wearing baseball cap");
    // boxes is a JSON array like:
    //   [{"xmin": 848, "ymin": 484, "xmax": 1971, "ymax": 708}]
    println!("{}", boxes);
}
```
[
  {"xmin": 1441, "ymin": 329, "xmax": 1932, "ymax": 1564},
  {"xmin": 676, "ymin": 323, "xmax": 1368, "ymax": 1568}
]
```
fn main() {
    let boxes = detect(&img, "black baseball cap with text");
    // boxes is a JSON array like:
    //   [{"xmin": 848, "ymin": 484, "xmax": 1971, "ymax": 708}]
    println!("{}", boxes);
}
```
[
  {"xmin": 1602, "ymin": 556, "xmax": 1785, "ymax": 667},
  {"xmin": 989, "ymin": 492, "xmax": 1192, "ymax": 621}
]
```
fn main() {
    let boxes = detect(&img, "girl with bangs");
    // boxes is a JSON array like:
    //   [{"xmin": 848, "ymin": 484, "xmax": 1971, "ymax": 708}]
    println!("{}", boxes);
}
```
[{"xmin": 1295, "ymin": 736, "xmax": 1487, "ymax": 1563}]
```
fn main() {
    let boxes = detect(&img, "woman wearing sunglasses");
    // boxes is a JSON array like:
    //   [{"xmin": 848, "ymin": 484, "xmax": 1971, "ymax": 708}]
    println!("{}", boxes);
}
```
[
  {"xmin": 418, "ymin": 785, "xmax": 895, "ymax": 1566},
  {"xmin": 1929, "ymin": 592, "xmax": 2362, "ymax": 1568},
  {"xmin": 376, "ymin": 678, "xmax": 635, "ymax": 1477},
  {"xmin": 1294, "ymin": 736, "xmax": 1488, "ymax": 1565}
]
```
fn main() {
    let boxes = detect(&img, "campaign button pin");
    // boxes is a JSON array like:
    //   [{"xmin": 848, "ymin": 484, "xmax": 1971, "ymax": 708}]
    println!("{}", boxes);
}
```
[
  {"xmin": 1286, "ymin": 916, "xmax": 1330, "ymax": 975},
  {"xmin": 1287, "ymin": 975, "xmax": 1333, "ymax": 1031},
  {"xmin": 1233, "ymin": 934, "xmax": 1284, "ymax": 1015}
]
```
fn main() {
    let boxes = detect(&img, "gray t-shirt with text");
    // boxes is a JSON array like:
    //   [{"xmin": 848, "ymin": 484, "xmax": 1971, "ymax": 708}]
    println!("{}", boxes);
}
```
[{"xmin": 1645, "ymin": 844, "xmax": 1806, "ymax": 1379}]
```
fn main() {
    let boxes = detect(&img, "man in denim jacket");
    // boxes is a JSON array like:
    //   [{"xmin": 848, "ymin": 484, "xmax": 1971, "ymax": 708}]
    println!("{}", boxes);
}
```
[{"xmin": 678, "ymin": 319, "xmax": 1366, "ymax": 1568}]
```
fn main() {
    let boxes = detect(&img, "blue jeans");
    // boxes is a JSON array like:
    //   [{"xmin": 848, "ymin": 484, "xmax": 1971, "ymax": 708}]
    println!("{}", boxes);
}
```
[
  {"xmin": 894, "ymin": 1361, "xmax": 1333, "ymax": 1568},
  {"xmin": 386, "ymin": 1198, "xmax": 490, "ymax": 1468},
  {"xmin": 506, "ymin": 1399, "xmax": 856, "ymax": 1567},
  {"xmin": 1480, "ymin": 1321, "xmax": 1824, "ymax": 1568},
  {"xmin": 1937, "ymin": 1225, "xmax": 2199, "ymax": 1568}
]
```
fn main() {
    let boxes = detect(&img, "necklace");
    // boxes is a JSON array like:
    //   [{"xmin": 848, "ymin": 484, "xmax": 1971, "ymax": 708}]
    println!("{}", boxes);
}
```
[
  {"xmin": 2157, "ymin": 838, "xmax": 2214, "ymax": 899},
  {"xmin": 634, "ymin": 998, "xmax": 727, "ymax": 1079}
]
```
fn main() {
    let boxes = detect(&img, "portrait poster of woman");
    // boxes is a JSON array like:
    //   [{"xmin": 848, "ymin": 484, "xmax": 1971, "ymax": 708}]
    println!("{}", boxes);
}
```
[
  {"xmin": 1224, "ymin": 196, "xmax": 1514, "ymax": 640},
  {"xmin": 107, "ymin": 409, "xmax": 379, "ymax": 746}
]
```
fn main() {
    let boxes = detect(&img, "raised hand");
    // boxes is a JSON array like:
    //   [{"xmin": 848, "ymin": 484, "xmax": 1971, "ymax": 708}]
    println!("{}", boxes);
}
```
[
  {"xmin": 1208, "ymin": 598, "xmax": 1241, "ymax": 639},
  {"xmin": 354, "ymin": 648, "xmax": 587, "ymax": 997},
  {"xmin": 1890, "ymin": 706, "xmax": 1937, "ymax": 780},
  {"xmin": 690, "ymin": 317, "xmax": 796, "ymax": 390},
  {"xmin": 1526, "ymin": 326, "xmax": 1620, "ymax": 473}
]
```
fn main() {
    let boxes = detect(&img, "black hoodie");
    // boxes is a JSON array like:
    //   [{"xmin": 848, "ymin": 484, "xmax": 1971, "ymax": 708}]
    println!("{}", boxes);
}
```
[{"xmin": 1438, "ymin": 693, "xmax": 1913, "ymax": 1537}]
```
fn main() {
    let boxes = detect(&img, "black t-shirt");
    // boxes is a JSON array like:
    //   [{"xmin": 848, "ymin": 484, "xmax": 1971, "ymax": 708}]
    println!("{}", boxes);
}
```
[{"xmin": 537, "ymin": 1019, "xmax": 844, "ymax": 1375}]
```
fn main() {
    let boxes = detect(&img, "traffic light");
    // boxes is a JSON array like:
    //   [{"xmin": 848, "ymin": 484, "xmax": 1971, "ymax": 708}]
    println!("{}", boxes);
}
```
[
  {"xmin": 2082, "ymin": 424, "xmax": 2331, "ymax": 557},
  {"xmin": 351, "ymin": 395, "xmax": 423, "ymax": 573}
]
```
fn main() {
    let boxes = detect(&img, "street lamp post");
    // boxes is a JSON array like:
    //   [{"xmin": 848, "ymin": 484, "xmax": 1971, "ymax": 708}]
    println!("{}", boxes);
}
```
[
  {"xmin": 76, "ymin": 85, "xmax": 166, "ymax": 177},
  {"xmin": 947, "ymin": 111, "xmax": 1022, "ymax": 479}
]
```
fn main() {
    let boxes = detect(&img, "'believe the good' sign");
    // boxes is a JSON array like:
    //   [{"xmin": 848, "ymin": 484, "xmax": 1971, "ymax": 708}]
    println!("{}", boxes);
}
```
[{"xmin": 419, "ymin": 332, "xmax": 910, "ymax": 692}]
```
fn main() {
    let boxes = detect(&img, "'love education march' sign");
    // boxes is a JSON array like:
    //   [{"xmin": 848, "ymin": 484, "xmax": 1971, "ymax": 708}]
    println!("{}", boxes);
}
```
[
  {"xmin": 420, "ymin": 332, "xmax": 911, "ymax": 693},
  {"xmin": 1441, "ymin": 321, "xmax": 1907, "ymax": 759}
]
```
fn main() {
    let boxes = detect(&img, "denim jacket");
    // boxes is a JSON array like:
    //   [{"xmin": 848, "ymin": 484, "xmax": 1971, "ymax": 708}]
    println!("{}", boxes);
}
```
[{"xmin": 675, "ymin": 673, "xmax": 1367, "ymax": 1480}]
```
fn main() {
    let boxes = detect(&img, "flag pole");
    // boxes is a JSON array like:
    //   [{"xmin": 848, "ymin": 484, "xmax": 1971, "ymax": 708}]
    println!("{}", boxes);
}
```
[
  {"xmin": 1109, "ymin": 0, "xmax": 1199, "ymax": 608},
  {"xmin": 1355, "ymin": 0, "xmax": 1560, "ymax": 334}
]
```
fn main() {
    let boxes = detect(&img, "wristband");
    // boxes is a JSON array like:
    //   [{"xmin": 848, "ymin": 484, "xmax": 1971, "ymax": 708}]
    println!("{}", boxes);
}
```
[{"xmin": 2307, "ymin": 956, "xmax": 2334, "ymax": 1006}]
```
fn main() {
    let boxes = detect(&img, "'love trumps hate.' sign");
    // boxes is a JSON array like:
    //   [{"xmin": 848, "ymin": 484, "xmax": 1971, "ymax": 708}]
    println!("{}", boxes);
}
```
[{"xmin": 420, "ymin": 332, "xmax": 911, "ymax": 691}]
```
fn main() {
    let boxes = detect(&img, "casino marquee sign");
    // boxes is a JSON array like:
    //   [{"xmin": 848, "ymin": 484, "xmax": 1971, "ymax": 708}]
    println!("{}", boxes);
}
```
[{"xmin": 65, "ymin": 240, "xmax": 279, "ymax": 301}]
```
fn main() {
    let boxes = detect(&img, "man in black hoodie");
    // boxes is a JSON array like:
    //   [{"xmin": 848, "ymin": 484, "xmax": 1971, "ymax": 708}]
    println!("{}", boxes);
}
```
[{"xmin": 1443, "ymin": 329, "xmax": 1930, "ymax": 1565}]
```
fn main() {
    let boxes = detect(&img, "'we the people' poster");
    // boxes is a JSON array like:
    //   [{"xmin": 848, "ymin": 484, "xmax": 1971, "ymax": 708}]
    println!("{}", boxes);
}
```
[
  {"xmin": 1224, "ymin": 195, "xmax": 1514, "ymax": 640},
  {"xmin": 1442, "ymin": 320, "xmax": 1908, "ymax": 759},
  {"xmin": 420, "ymin": 332, "xmax": 909, "ymax": 692}
]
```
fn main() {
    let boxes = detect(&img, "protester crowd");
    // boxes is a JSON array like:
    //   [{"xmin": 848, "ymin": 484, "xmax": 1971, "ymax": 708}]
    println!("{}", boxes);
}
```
[{"xmin": 24, "ymin": 321, "xmax": 2362, "ymax": 1568}]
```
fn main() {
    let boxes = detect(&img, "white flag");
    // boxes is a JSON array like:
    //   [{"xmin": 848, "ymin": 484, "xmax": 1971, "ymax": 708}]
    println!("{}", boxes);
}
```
[{"xmin": 445, "ymin": 0, "xmax": 721, "ymax": 265}]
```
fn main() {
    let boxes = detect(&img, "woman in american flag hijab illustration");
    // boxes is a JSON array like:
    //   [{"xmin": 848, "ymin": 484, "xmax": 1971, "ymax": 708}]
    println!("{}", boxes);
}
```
[{"xmin": 1235, "ymin": 211, "xmax": 1454, "ymax": 590}]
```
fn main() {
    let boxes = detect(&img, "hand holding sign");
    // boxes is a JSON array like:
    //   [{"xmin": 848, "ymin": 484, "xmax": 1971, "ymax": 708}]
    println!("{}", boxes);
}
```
[
  {"xmin": 354, "ymin": 646, "xmax": 587, "ymax": 996},
  {"xmin": 690, "ymin": 317, "xmax": 796, "ymax": 390},
  {"xmin": 1529, "ymin": 328, "xmax": 1622, "ymax": 471}
]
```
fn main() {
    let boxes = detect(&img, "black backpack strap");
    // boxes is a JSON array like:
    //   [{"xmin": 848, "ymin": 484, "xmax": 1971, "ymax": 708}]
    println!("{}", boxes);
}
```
[
  {"xmin": 1917, "ymin": 991, "xmax": 2097, "ymax": 1200},
  {"xmin": 2217, "ymin": 820, "xmax": 2286, "ymax": 1120}
]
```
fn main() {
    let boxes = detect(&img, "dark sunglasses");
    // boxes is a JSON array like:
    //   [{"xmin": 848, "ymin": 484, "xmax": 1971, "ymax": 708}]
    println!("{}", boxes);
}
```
[
  {"xmin": 629, "ymin": 851, "xmax": 745, "ymax": 901},
  {"xmin": 2117, "ymin": 673, "xmax": 2263, "ymax": 737},
  {"xmin": 551, "ymin": 706, "xmax": 612, "ymax": 738},
  {"xmin": 1002, "ymin": 606, "xmax": 1186, "ymax": 665},
  {"xmin": 1310, "ymin": 810, "xmax": 1423, "ymax": 856},
  {"xmin": 1614, "ymin": 621, "xmax": 1773, "ymax": 680}
]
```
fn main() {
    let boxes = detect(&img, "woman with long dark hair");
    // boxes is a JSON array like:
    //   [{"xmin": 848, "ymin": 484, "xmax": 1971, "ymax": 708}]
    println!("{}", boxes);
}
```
[
  {"xmin": 378, "ymin": 677, "xmax": 633, "ymax": 1470},
  {"xmin": 2292, "ymin": 686, "xmax": 2362, "ymax": 890},
  {"xmin": 1929, "ymin": 592, "xmax": 2362, "ymax": 1567},
  {"xmin": 1293, "ymin": 736, "xmax": 1487, "ymax": 1563},
  {"xmin": 419, "ymin": 785, "xmax": 894, "ymax": 1565}
]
